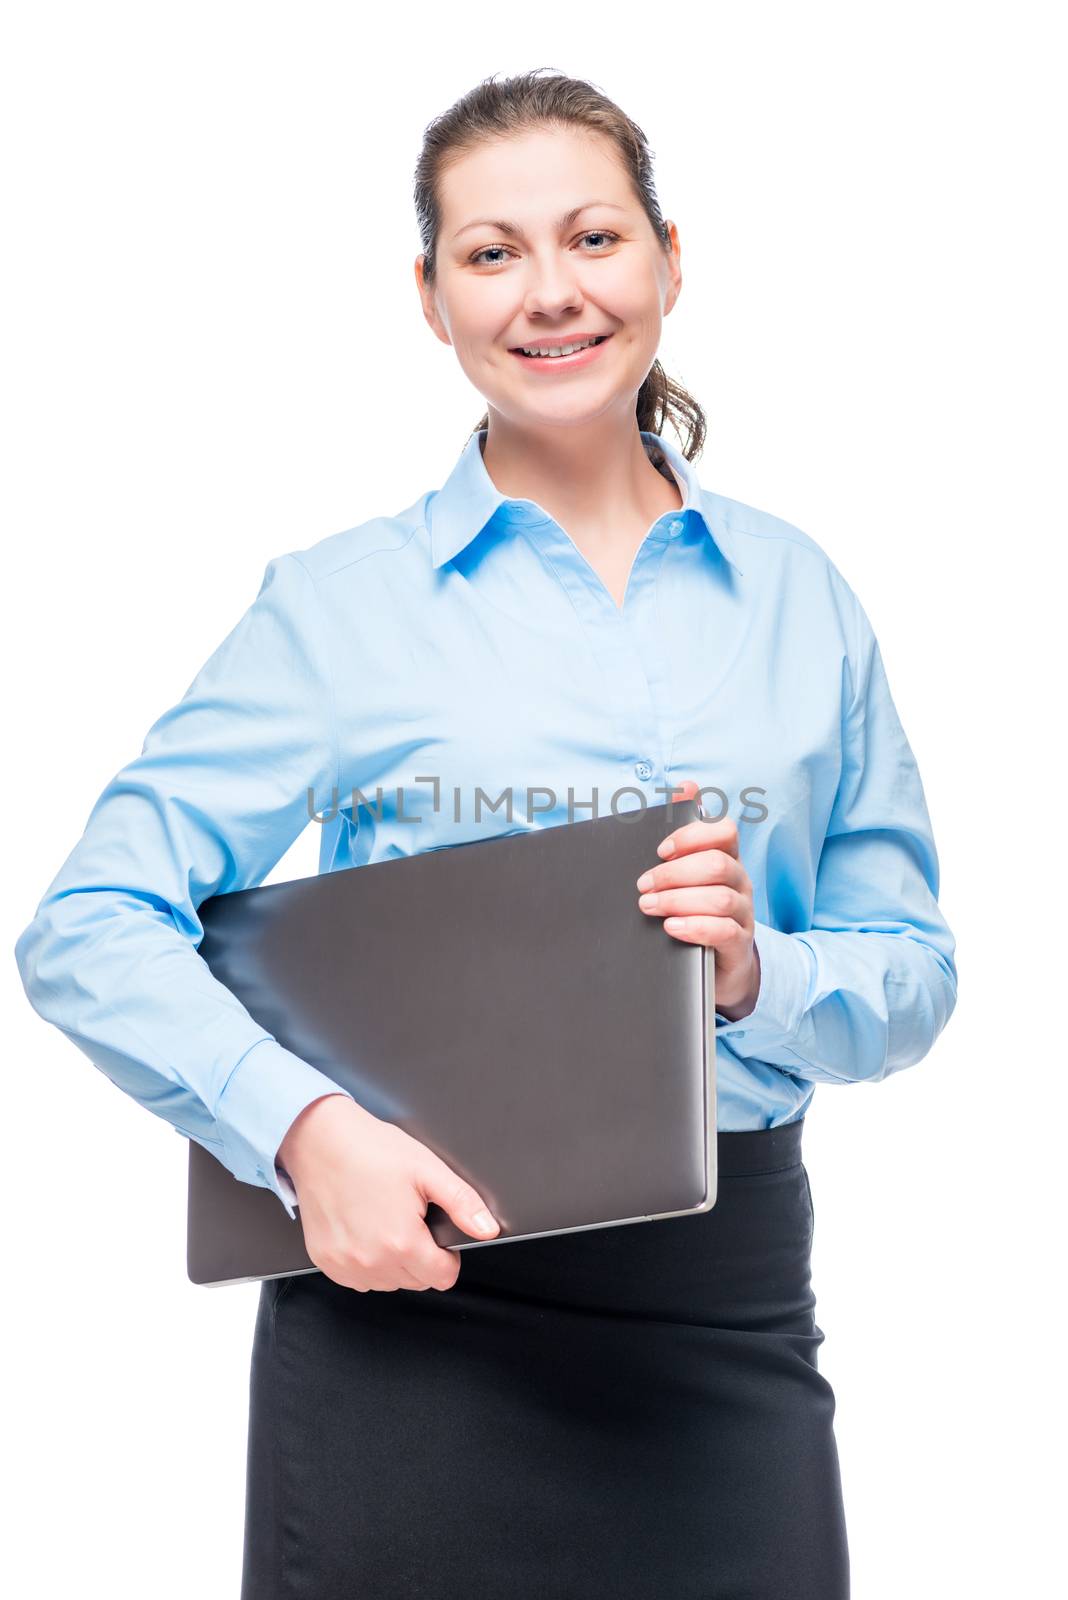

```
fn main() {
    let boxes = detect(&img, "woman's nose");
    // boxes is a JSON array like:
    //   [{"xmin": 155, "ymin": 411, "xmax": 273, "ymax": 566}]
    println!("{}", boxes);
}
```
[{"xmin": 522, "ymin": 254, "xmax": 584, "ymax": 319}]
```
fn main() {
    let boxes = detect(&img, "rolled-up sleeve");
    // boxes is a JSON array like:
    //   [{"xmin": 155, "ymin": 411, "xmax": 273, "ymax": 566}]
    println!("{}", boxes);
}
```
[
  {"xmin": 13, "ymin": 552, "xmax": 354, "ymax": 1217},
  {"xmin": 717, "ymin": 588, "xmax": 958, "ymax": 1084}
]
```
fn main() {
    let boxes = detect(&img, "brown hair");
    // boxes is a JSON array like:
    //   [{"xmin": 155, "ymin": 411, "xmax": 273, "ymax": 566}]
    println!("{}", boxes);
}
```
[{"xmin": 414, "ymin": 67, "xmax": 707, "ymax": 464}]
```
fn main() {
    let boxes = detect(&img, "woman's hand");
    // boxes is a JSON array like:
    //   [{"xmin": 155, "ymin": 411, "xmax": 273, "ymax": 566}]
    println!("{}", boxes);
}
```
[
  {"xmin": 276, "ymin": 1093, "xmax": 500, "ymax": 1292},
  {"xmin": 635, "ymin": 779, "xmax": 761, "ymax": 1021}
]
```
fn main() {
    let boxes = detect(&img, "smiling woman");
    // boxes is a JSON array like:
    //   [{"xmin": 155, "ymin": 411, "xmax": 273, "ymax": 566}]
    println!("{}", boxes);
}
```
[
  {"xmin": 242, "ymin": 69, "xmax": 874, "ymax": 1599},
  {"xmin": 13, "ymin": 61, "xmax": 957, "ymax": 1600}
]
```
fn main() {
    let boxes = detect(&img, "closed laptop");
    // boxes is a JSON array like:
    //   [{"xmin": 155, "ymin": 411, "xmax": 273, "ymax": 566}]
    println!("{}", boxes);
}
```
[{"xmin": 187, "ymin": 795, "xmax": 717, "ymax": 1286}]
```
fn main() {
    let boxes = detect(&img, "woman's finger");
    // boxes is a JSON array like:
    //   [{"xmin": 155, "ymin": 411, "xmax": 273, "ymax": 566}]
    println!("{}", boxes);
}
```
[
  {"xmin": 657, "ymin": 813, "xmax": 741, "ymax": 862},
  {"xmin": 637, "ymin": 848, "xmax": 747, "ymax": 893},
  {"xmin": 661, "ymin": 914, "xmax": 750, "ymax": 947},
  {"xmin": 638, "ymin": 884, "xmax": 751, "ymax": 926}
]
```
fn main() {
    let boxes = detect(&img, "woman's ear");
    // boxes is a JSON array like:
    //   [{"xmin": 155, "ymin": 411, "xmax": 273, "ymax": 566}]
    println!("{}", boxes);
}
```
[
  {"xmin": 414, "ymin": 255, "xmax": 452, "ymax": 347},
  {"xmin": 661, "ymin": 221, "xmax": 683, "ymax": 317}
]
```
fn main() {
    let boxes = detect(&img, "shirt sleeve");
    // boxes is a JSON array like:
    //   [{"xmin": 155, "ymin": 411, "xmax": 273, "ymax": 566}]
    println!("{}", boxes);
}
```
[
  {"xmin": 13, "ymin": 552, "xmax": 356, "ymax": 1218},
  {"xmin": 715, "ymin": 581, "xmax": 958, "ymax": 1084}
]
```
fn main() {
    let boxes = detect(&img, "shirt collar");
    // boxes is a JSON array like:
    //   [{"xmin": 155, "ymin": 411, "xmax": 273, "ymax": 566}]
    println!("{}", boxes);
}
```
[{"xmin": 427, "ymin": 428, "xmax": 744, "ymax": 575}]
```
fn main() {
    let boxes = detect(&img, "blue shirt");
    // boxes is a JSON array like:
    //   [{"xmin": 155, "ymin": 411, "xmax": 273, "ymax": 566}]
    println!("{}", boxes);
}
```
[{"xmin": 14, "ymin": 427, "xmax": 957, "ymax": 1219}]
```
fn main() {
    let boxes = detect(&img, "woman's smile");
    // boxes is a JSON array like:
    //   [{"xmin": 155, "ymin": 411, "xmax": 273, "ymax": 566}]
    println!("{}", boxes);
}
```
[{"xmin": 508, "ymin": 331, "xmax": 614, "ymax": 370}]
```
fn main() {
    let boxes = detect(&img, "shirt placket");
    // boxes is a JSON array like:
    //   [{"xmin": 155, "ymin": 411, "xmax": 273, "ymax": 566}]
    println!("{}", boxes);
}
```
[{"xmin": 517, "ymin": 513, "xmax": 679, "ymax": 814}]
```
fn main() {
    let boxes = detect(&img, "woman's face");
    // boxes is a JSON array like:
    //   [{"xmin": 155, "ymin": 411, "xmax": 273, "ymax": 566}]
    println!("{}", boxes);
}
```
[{"xmin": 416, "ymin": 125, "xmax": 682, "ymax": 432}]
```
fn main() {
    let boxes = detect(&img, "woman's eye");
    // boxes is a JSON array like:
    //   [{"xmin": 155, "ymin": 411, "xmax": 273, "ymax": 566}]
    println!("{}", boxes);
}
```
[
  {"xmin": 470, "ymin": 244, "xmax": 512, "ymax": 266},
  {"xmin": 469, "ymin": 230, "xmax": 620, "ymax": 266}
]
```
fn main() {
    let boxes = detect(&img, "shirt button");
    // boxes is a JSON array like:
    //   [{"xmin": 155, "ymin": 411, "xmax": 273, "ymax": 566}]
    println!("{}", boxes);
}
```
[
  {"xmin": 634, "ymin": 760, "xmax": 654, "ymax": 781},
  {"xmin": 668, "ymin": 519, "xmax": 683, "ymax": 537}
]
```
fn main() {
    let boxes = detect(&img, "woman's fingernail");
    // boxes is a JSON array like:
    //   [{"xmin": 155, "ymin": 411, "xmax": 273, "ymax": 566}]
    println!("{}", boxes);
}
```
[
  {"xmin": 658, "ymin": 838, "xmax": 676, "ymax": 856},
  {"xmin": 473, "ymin": 1209, "xmax": 497, "ymax": 1232}
]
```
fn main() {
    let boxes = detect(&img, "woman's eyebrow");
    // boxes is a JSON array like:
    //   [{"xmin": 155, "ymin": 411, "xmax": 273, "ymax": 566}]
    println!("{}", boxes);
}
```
[{"xmin": 451, "ymin": 201, "xmax": 627, "ymax": 242}]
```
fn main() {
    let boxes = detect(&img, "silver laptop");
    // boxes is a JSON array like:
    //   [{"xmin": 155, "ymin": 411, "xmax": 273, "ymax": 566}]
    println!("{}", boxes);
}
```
[{"xmin": 187, "ymin": 795, "xmax": 717, "ymax": 1286}]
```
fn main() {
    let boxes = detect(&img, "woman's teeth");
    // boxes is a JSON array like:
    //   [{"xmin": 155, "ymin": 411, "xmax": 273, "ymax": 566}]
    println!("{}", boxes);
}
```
[{"xmin": 518, "ymin": 336, "xmax": 605, "ymax": 358}]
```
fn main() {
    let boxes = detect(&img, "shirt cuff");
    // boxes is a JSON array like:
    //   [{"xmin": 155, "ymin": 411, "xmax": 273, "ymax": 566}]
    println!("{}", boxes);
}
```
[
  {"xmin": 215, "ymin": 1038, "xmax": 355, "ymax": 1221},
  {"xmin": 274, "ymin": 1164, "xmax": 299, "ymax": 1212},
  {"xmin": 714, "ymin": 921, "xmax": 814, "ymax": 1053}
]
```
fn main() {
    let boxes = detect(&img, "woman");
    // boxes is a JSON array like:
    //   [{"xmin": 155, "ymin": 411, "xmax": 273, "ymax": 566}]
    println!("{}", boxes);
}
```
[{"xmin": 15, "ymin": 69, "xmax": 957, "ymax": 1599}]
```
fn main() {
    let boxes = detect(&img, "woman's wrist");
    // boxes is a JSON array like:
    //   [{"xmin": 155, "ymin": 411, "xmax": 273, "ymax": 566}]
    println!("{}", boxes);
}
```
[
  {"xmin": 278, "ymin": 1091, "xmax": 361, "ymax": 1176},
  {"xmin": 716, "ymin": 947, "xmax": 761, "ymax": 1022}
]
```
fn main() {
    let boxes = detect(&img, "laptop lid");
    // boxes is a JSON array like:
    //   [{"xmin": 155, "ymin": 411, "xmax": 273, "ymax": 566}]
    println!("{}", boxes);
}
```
[{"xmin": 187, "ymin": 795, "xmax": 717, "ymax": 1286}]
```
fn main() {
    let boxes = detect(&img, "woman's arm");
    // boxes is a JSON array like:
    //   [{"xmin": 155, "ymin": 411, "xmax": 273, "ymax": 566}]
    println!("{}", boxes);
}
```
[
  {"xmin": 13, "ymin": 552, "xmax": 355, "ymax": 1217},
  {"xmin": 716, "ymin": 589, "xmax": 958, "ymax": 1084}
]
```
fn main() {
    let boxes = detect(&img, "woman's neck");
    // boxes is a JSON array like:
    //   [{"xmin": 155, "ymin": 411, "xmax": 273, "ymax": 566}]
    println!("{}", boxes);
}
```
[{"xmin": 479, "ymin": 413, "xmax": 683, "ymax": 546}]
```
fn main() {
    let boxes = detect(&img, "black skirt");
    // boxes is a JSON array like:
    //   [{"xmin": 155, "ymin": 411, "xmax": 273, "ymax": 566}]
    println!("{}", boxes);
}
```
[{"xmin": 241, "ymin": 1117, "xmax": 849, "ymax": 1598}]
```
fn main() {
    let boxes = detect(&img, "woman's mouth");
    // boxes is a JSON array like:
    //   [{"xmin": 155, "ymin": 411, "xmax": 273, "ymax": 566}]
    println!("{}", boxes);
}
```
[{"xmin": 508, "ymin": 333, "xmax": 613, "ymax": 370}]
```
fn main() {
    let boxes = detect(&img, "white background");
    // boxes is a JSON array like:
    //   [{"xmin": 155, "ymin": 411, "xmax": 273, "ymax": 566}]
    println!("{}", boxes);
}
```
[{"xmin": 3, "ymin": 3, "xmax": 1064, "ymax": 1595}]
